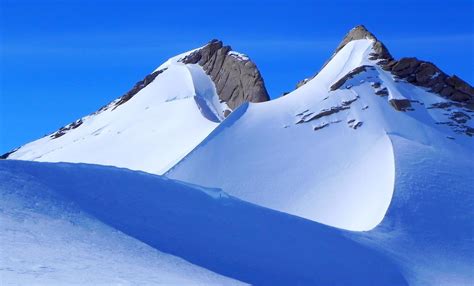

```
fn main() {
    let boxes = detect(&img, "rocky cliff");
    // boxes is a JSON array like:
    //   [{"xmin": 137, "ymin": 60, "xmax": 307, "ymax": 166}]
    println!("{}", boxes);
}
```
[{"xmin": 181, "ymin": 39, "xmax": 270, "ymax": 110}]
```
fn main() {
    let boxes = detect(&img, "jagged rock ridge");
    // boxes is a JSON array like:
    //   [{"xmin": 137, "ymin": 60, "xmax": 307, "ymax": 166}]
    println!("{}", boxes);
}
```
[
  {"xmin": 181, "ymin": 39, "xmax": 270, "ymax": 110},
  {"xmin": 113, "ymin": 68, "xmax": 167, "ymax": 109},
  {"xmin": 327, "ymin": 25, "xmax": 392, "ymax": 65},
  {"xmin": 380, "ymin": 58, "xmax": 474, "ymax": 107},
  {"xmin": 297, "ymin": 25, "xmax": 474, "ymax": 110}
]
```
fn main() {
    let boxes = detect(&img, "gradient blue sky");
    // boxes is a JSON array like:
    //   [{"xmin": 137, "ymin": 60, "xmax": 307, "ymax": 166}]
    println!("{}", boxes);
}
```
[{"xmin": 1, "ymin": 0, "xmax": 473, "ymax": 153}]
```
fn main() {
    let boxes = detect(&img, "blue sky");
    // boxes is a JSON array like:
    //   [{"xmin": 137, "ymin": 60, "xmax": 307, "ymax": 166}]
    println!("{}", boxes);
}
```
[{"xmin": 1, "ymin": 0, "xmax": 473, "ymax": 153}]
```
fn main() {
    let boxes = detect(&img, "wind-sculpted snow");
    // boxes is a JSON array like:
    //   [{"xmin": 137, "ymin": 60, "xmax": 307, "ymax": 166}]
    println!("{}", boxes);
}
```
[
  {"xmin": 167, "ymin": 39, "xmax": 398, "ymax": 231},
  {"xmin": 168, "ymin": 37, "xmax": 473, "ymax": 233},
  {"xmin": 5, "ymin": 63, "xmax": 222, "ymax": 174},
  {"xmin": 0, "ymin": 160, "xmax": 407, "ymax": 285},
  {"xmin": 0, "ymin": 161, "xmax": 243, "ymax": 285},
  {"xmin": 353, "ymin": 135, "xmax": 474, "ymax": 285}
]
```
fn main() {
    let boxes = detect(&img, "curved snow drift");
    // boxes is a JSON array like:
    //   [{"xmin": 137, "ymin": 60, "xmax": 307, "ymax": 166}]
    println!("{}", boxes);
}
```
[
  {"xmin": 167, "ymin": 39, "xmax": 397, "ymax": 231},
  {"xmin": 167, "ymin": 37, "xmax": 473, "ymax": 233},
  {"xmin": 0, "ymin": 160, "xmax": 407, "ymax": 285},
  {"xmin": 355, "ymin": 134, "xmax": 474, "ymax": 285},
  {"xmin": 0, "ymin": 161, "xmax": 241, "ymax": 285}
]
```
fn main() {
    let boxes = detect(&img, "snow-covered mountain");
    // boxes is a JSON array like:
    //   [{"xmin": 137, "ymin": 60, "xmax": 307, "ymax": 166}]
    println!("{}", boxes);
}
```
[
  {"xmin": 162, "ymin": 26, "xmax": 474, "ymax": 284},
  {"xmin": 2, "ymin": 40, "xmax": 269, "ymax": 175},
  {"xmin": 167, "ymin": 25, "xmax": 473, "ymax": 231},
  {"xmin": 1, "ymin": 25, "xmax": 473, "ymax": 285}
]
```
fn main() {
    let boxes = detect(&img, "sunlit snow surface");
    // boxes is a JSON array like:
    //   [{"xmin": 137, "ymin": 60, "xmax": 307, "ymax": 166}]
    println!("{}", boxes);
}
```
[
  {"xmin": 167, "ymin": 39, "xmax": 473, "ymax": 231},
  {"xmin": 2, "ymin": 37, "xmax": 473, "ymax": 285},
  {"xmin": 165, "ymin": 39, "xmax": 474, "ymax": 284},
  {"xmin": 0, "ymin": 160, "xmax": 407, "ymax": 285},
  {"xmin": 0, "ymin": 162, "xmax": 244, "ymax": 285},
  {"xmin": 7, "ymin": 61, "xmax": 225, "ymax": 175}
]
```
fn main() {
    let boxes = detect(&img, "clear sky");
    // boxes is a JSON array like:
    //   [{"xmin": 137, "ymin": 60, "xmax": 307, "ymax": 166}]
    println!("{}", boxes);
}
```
[{"xmin": 1, "ymin": 0, "xmax": 473, "ymax": 153}]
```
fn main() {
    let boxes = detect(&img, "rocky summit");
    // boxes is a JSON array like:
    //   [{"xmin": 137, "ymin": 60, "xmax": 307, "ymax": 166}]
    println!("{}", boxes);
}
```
[{"xmin": 181, "ymin": 39, "xmax": 270, "ymax": 110}]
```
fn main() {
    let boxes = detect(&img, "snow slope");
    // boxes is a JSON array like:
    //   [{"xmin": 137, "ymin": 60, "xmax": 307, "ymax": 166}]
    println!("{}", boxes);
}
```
[
  {"xmin": 0, "ymin": 161, "xmax": 243, "ymax": 285},
  {"xmin": 355, "ymin": 134, "xmax": 474, "ymax": 285},
  {"xmin": 164, "ymin": 33, "xmax": 474, "ymax": 284},
  {"xmin": 167, "ymin": 38, "xmax": 474, "ymax": 233},
  {"xmin": 5, "ymin": 49, "xmax": 227, "ymax": 175},
  {"xmin": 0, "ymin": 160, "xmax": 407, "ymax": 285}
]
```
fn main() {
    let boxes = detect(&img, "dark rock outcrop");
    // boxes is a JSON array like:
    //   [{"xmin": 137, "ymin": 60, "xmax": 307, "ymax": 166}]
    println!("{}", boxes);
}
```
[
  {"xmin": 375, "ymin": 87, "xmax": 388, "ymax": 96},
  {"xmin": 389, "ymin": 99, "xmax": 412, "ymax": 111},
  {"xmin": 113, "ymin": 68, "xmax": 167, "ymax": 109},
  {"xmin": 296, "ymin": 96, "xmax": 359, "ymax": 124},
  {"xmin": 0, "ymin": 149, "xmax": 18, "ymax": 159},
  {"xmin": 296, "ymin": 78, "xmax": 310, "ymax": 89},
  {"xmin": 329, "ymin": 25, "xmax": 392, "ymax": 64},
  {"xmin": 330, "ymin": 65, "xmax": 374, "ymax": 91},
  {"xmin": 181, "ymin": 39, "xmax": 270, "ymax": 110},
  {"xmin": 380, "ymin": 58, "xmax": 474, "ymax": 107},
  {"xmin": 313, "ymin": 123, "xmax": 330, "ymax": 131},
  {"xmin": 294, "ymin": 25, "xmax": 474, "ymax": 111},
  {"xmin": 51, "ymin": 119, "xmax": 84, "ymax": 139}
]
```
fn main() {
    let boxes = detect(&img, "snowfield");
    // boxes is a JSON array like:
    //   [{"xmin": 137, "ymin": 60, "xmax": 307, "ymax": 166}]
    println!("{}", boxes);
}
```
[
  {"xmin": 167, "ymin": 38, "xmax": 473, "ymax": 233},
  {"xmin": 0, "ymin": 160, "xmax": 407, "ymax": 285},
  {"xmin": 0, "ymin": 163, "xmax": 243, "ymax": 285},
  {"xmin": 1, "ymin": 26, "xmax": 473, "ymax": 285},
  {"xmin": 358, "ymin": 134, "xmax": 474, "ymax": 285},
  {"xmin": 6, "ymin": 60, "xmax": 225, "ymax": 175}
]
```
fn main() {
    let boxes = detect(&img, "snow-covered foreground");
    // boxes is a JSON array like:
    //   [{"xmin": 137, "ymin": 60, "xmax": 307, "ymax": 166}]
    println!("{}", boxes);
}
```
[
  {"xmin": 0, "ymin": 160, "xmax": 407, "ymax": 285},
  {"xmin": 0, "ymin": 161, "xmax": 244, "ymax": 285}
]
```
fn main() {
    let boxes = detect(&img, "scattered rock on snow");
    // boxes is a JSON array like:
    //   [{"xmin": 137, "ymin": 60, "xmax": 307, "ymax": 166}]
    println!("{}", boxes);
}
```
[
  {"xmin": 375, "ymin": 87, "xmax": 388, "ymax": 96},
  {"xmin": 313, "ymin": 123, "xmax": 330, "ymax": 131},
  {"xmin": 389, "ymin": 99, "xmax": 412, "ymax": 111},
  {"xmin": 330, "ymin": 65, "xmax": 373, "ymax": 91},
  {"xmin": 51, "ymin": 119, "xmax": 84, "ymax": 139}
]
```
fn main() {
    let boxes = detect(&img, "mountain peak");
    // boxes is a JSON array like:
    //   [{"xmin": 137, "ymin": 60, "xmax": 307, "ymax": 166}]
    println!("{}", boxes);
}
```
[
  {"xmin": 181, "ymin": 40, "xmax": 269, "ymax": 110},
  {"xmin": 341, "ymin": 25, "xmax": 376, "ymax": 42},
  {"xmin": 296, "ymin": 25, "xmax": 392, "ymax": 89},
  {"xmin": 334, "ymin": 25, "xmax": 393, "ymax": 62}
]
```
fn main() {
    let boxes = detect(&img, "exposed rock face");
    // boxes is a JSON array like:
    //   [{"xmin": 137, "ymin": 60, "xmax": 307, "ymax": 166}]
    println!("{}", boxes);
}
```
[
  {"xmin": 296, "ymin": 78, "xmax": 310, "ymax": 89},
  {"xmin": 329, "ymin": 25, "xmax": 392, "ymax": 63},
  {"xmin": 0, "ymin": 149, "xmax": 18, "ymax": 159},
  {"xmin": 389, "ymin": 99, "xmax": 412, "ymax": 111},
  {"xmin": 380, "ymin": 58, "xmax": 474, "ymax": 107},
  {"xmin": 181, "ymin": 39, "xmax": 270, "ymax": 110},
  {"xmin": 295, "ymin": 25, "xmax": 474, "ymax": 111},
  {"xmin": 51, "ymin": 119, "xmax": 84, "ymax": 139},
  {"xmin": 295, "ymin": 96, "xmax": 359, "ymax": 124},
  {"xmin": 330, "ymin": 65, "xmax": 373, "ymax": 91}
]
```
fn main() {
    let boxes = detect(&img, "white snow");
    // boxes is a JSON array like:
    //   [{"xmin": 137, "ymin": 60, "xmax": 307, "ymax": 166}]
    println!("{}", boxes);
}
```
[
  {"xmin": 227, "ymin": 51, "xmax": 249, "ymax": 61},
  {"xmin": 167, "ymin": 39, "xmax": 396, "ymax": 231},
  {"xmin": 167, "ymin": 38, "xmax": 473, "ymax": 233},
  {"xmin": 2, "ymin": 34, "xmax": 473, "ymax": 285},
  {"xmin": 352, "ymin": 134, "xmax": 474, "ymax": 285},
  {"xmin": 7, "ymin": 54, "xmax": 225, "ymax": 175},
  {"xmin": 0, "ymin": 160, "xmax": 408, "ymax": 285},
  {"xmin": 0, "ymin": 161, "xmax": 243, "ymax": 285},
  {"xmin": 164, "ymin": 37, "xmax": 473, "ymax": 283}
]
